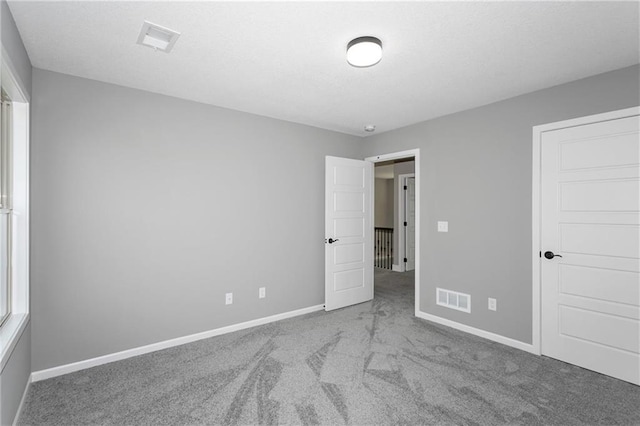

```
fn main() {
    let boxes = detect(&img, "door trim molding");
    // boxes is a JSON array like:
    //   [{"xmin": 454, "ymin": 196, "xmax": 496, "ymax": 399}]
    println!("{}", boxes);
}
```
[
  {"xmin": 366, "ymin": 149, "xmax": 420, "ymax": 317},
  {"xmin": 531, "ymin": 106, "xmax": 640, "ymax": 356}
]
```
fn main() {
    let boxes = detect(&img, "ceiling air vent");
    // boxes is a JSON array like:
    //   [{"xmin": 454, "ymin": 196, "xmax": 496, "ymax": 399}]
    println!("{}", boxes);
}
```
[{"xmin": 137, "ymin": 21, "xmax": 180, "ymax": 53}]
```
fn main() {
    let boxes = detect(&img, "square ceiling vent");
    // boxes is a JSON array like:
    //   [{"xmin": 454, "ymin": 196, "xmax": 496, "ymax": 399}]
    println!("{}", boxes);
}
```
[{"xmin": 137, "ymin": 21, "xmax": 180, "ymax": 53}]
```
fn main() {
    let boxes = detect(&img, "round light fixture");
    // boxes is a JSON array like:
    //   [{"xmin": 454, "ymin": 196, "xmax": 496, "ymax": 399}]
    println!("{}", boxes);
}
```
[
  {"xmin": 364, "ymin": 124, "xmax": 376, "ymax": 132},
  {"xmin": 347, "ymin": 36, "xmax": 382, "ymax": 68}
]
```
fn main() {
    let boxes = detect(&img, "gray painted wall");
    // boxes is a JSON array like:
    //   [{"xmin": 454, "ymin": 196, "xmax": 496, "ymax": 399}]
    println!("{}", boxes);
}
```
[
  {"xmin": 362, "ymin": 64, "xmax": 640, "ymax": 344},
  {"xmin": 24, "ymin": 57, "xmax": 640, "ymax": 371},
  {"xmin": 0, "ymin": 324, "xmax": 30, "ymax": 425},
  {"xmin": 0, "ymin": 1, "xmax": 31, "ymax": 424},
  {"xmin": 30, "ymin": 69, "xmax": 362, "ymax": 371},
  {"xmin": 374, "ymin": 178, "xmax": 393, "ymax": 228}
]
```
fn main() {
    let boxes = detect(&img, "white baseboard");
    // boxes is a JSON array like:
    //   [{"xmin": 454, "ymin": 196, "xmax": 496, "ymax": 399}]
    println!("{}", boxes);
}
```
[
  {"xmin": 415, "ymin": 310, "xmax": 538, "ymax": 355},
  {"xmin": 12, "ymin": 374, "xmax": 31, "ymax": 426},
  {"xmin": 392, "ymin": 264, "xmax": 403, "ymax": 272},
  {"xmin": 31, "ymin": 304, "xmax": 325, "ymax": 382}
]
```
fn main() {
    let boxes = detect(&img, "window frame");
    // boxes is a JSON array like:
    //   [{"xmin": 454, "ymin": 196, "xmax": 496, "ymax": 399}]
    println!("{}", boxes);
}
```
[
  {"xmin": 0, "ymin": 93, "xmax": 13, "ymax": 326},
  {"xmin": 0, "ymin": 51, "xmax": 30, "ymax": 371}
]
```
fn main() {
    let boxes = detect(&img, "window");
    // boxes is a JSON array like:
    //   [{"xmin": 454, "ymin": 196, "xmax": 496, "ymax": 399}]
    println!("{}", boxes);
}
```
[
  {"xmin": 0, "ymin": 59, "xmax": 29, "ymax": 368},
  {"xmin": 0, "ymin": 90, "xmax": 11, "ymax": 326}
]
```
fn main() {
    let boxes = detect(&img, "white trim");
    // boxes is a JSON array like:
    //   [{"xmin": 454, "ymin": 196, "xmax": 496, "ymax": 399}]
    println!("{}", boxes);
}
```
[
  {"xmin": 31, "ymin": 304, "xmax": 324, "ymax": 382},
  {"xmin": 366, "ymin": 149, "xmax": 420, "ymax": 317},
  {"xmin": 0, "ymin": 47, "xmax": 30, "ymax": 102},
  {"xmin": 531, "ymin": 123, "xmax": 541, "ymax": 356},
  {"xmin": 10, "ymin": 102, "xmax": 29, "ymax": 315},
  {"xmin": 0, "ymin": 59, "xmax": 30, "ymax": 371},
  {"xmin": 531, "ymin": 106, "xmax": 640, "ymax": 357},
  {"xmin": 416, "ymin": 310, "xmax": 537, "ymax": 355},
  {"xmin": 0, "ymin": 313, "xmax": 28, "ymax": 372},
  {"xmin": 533, "ymin": 106, "xmax": 640, "ymax": 134},
  {"xmin": 367, "ymin": 149, "xmax": 418, "ymax": 162},
  {"xmin": 397, "ymin": 173, "xmax": 415, "ymax": 273},
  {"xmin": 391, "ymin": 264, "xmax": 403, "ymax": 272},
  {"xmin": 12, "ymin": 374, "xmax": 30, "ymax": 426}
]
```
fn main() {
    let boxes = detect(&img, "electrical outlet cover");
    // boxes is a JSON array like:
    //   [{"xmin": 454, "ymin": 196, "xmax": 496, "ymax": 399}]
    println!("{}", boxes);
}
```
[{"xmin": 488, "ymin": 298, "xmax": 497, "ymax": 311}]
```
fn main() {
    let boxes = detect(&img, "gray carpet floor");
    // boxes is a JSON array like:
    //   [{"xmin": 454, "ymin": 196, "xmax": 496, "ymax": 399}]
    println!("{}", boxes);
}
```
[{"xmin": 19, "ymin": 269, "xmax": 640, "ymax": 425}]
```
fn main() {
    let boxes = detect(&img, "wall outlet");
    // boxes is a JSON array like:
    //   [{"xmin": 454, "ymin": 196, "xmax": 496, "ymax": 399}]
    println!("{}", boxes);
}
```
[
  {"xmin": 488, "ymin": 297, "xmax": 497, "ymax": 311},
  {"xmin": 437, "ymin": 221, "xmax": 449, "ymax": 232},
  {"xmin": 225, "ymin": 293, "xmax": 233, "ymax": 305},
  {"xmin": 259, "ymin": 287, "xmax": 266, "ymax": 299}
]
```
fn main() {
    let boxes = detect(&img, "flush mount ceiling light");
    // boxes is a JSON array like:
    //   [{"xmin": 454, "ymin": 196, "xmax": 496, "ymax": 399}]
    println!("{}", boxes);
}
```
[
  {"xmin": 347, "ymin": 36, "xmax": 382, "ymax": 67},
  {"xmin": 137, "ymin": 21, "xmax": 181, "ymax": 53},
  {"xmin": 364, "ymin": 124, "xmax": 376, "ymax": 132}
]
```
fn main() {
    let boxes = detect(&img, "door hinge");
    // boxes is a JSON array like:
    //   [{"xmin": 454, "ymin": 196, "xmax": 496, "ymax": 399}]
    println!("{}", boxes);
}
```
[
  {"xmin": 404, "ymin": 258, "xmax": 408, "ymax": 263},
  {"xmin": 404, "ymin": 185, "xmax": 407, "ymax": 190},
  {"xmin": 539, "ymin": 251, "xmax": 542, "ymax": 258},
  {"xmin": 404, "ymin": 221, "xmax": 407, "ymax": 226}
]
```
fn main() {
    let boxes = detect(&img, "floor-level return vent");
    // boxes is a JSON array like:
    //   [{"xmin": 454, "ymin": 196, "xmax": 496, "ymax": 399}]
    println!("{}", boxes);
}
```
[{"xmin": 436, "ymin": 288, "xmax": 471, "ymax": 313}]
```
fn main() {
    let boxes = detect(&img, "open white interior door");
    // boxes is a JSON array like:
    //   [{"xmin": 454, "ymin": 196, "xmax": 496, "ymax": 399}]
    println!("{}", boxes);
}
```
[{"xmin": 325, "ymin": 156, "xmax": 373, "ymax": 311}]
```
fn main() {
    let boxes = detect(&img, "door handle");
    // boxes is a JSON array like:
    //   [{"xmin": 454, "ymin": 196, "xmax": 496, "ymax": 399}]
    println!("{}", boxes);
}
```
[
  {"xmin": 544, "ymin": 251, "xmax": 563, "ymax": 259},
  {"xmin": 327, "ymin": 238, "xmax": 339, "ymax": 244}
]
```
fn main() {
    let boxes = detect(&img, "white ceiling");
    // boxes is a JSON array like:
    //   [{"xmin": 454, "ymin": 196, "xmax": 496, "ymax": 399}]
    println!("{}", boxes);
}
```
[{"xmin": 8, "ymin": 1, "xmax": 640, "ymax": 136}]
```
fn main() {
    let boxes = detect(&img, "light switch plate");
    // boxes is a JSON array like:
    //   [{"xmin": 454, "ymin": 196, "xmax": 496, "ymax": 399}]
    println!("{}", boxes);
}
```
[{"xmin": 437, "ymin": 221, "xmax": 448, "ymax": 232}]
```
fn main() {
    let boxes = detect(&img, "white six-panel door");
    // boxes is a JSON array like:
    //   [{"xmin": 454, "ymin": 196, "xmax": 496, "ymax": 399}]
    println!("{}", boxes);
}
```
[
  {"xmin": 540, "ymin": 113, "xmax": 640, "ymax": 385},
  {"xmin": 325, "ymin": 156, "xmax": 373, "ymax": 311}
]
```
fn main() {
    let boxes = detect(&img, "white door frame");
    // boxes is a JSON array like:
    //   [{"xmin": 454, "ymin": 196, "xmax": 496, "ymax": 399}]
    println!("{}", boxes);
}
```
[
  {"xmin": 531, "ymin": 106, "xmax": 640, "ymax": 356},
  {"xmin": 397, "ymin": 173, "xmax": 415, "ymax": 272},
  {"xmin": 366, "ymin": 149, "xmax": 420, "ymax": 316}
]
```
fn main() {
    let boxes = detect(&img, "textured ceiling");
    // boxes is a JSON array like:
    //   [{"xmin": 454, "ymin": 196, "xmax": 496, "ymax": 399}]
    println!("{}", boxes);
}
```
[{"xmin": 8, "ymin": 1, "xmax": 640, "ymax": 136}]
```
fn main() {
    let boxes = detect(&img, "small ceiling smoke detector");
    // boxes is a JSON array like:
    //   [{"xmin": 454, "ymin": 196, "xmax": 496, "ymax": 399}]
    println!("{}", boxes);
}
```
[
  {"xmin": 364, "ymin": 124, "xmax": 376, "ymax": 132},
  {"xmin": 137, "ymin": 21, "xmax": 181, "ymax": 53},
  {"xmin": 347, "ymin": 36, "xmax": 382, "ymax": 67}
]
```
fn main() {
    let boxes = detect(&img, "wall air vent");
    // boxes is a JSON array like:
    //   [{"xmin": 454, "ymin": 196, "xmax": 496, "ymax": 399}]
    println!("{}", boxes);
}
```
[
  {"xmin": 436, "ymin": 288, "xmax": 471, "ymax": 313},
  {"xmin": 137, "ymin": 21, "xmax": 181, "ymax": 53}
]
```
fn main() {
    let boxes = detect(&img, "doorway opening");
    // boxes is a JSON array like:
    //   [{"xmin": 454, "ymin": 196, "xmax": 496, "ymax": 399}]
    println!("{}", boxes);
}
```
[{"xmin": 367, "ymin": 149, "xmax": 420, "ymax": 316}]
